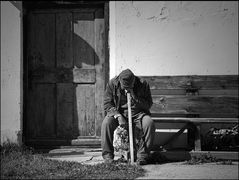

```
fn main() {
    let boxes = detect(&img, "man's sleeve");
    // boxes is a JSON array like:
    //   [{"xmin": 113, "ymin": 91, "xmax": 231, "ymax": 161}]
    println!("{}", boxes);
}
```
[
  {"xmin": 133, "ymin": 81, "xmax": 153, "ymax": 111},
  {"xmin": 104, "ymin": 81, "xmax": 120, "ymax": 117}
]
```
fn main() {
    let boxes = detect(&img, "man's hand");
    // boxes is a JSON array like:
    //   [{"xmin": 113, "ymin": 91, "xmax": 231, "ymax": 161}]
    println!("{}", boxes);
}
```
[
  {"xmin": 125, "ymin": 89, "xmax": 138, "ymax": 106},
  {"xmin": 114, "ymin": 114, "xmax": 127, "ymax": 127},
  {"xmin": 125, "ymin": 89, "xmax": 137, "ymax": 100}
]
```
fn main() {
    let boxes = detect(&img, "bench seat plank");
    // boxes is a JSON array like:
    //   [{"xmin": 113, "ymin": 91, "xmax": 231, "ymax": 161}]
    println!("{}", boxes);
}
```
[{"xmin": 152, "ymin": 117, "xmax": 238, "ymax": 123}]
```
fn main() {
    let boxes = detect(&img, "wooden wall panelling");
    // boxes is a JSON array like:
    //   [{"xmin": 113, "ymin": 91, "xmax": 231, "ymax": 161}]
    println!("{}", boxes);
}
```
[
  {"xmin": 56, "ymin": 12, "xmax": 73, "ymax": 68},
  {"xmin": 28, "ymin": 13, "xmax": 55, "ymax": 70},
  {"xmin": 57, "ymin": 84, "xmax": 75, "ymax": 138},
  {"xmin": 56, "ymin": 12, "xmax": 75, "ymax": 139},
  {"xmin": 73, "ymin": 11, "xmax": 95, "ymax": 68},
  {"xmin": 94, "ymin": 8, "xmax": 105, "ymax": 137},
  {"xmin": 27, "ymin": 12, "xmax": 56, "ymax": 139},
  {"xmin": 76, "ymin": 85, "xmax": 95, "ymax": 136},
  {"xmin": 27, "ymin": 84, "xmax": 56, "ymax": 138}
]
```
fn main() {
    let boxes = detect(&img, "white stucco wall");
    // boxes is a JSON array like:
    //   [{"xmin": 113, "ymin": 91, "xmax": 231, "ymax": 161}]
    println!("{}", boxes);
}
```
[
  {"xmin": 109, "ymin": 1, "xmax": 238, "ymax": 77},
  {"xmin": 1, "ymin": 1, "xmax": 22, "ymax": 144},
  {"xmin": 0, "ymin": 1, "xmax": 238, "ymax": 144}
]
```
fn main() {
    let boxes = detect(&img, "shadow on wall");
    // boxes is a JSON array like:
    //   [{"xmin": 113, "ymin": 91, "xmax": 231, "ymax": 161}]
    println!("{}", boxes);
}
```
[
  {"xmin": 73, "ymin": 33, "xmax": 100, "ymax": 67},
  {"xmin": 73, "ymin": 14, "xmax": 100, "ymax": 67},
  {"xmin": 71, "ymin": 32, "xmax": 101, "ymax": 138},
  {"xmin": 10, "ymin": 1, "xmax": 22, "ymax": 11},
  {"xmin": 54, "ymin": 33, "xmax": 101, "ymax": 139}
]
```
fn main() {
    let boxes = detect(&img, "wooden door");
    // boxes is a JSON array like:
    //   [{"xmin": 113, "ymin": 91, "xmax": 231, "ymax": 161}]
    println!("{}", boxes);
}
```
[{"xmin": 25, "ymin": 7, "xmax": 105, "ymax": 147}]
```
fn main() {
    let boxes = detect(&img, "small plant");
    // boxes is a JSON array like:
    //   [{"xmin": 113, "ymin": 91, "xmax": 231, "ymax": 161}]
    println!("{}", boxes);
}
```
[
  {"xmin": 184, "ymin": 152, "xmax": 235, "ymax": 166},
  {"xmin": 184, "ymin": 152, "xmax": 218, "ymax": 165},
  {"xmin": 202, "ymin": 125, "xmax": 239, "ymax": 151},
  {"xmin": 216, "ymin": 160, "xmax": 233, "ymax": 165}
]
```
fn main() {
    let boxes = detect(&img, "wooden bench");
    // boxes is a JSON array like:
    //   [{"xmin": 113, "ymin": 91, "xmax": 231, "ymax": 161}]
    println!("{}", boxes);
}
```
[{"xmin": 141, "ymin": 75, "xmax": 238, "ymax": 154}]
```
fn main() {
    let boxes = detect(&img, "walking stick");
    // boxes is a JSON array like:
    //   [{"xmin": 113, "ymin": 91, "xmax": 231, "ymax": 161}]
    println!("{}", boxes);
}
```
[{"xmin": 127, "ymin": 92, "xmax": 134, "ymax": 164}]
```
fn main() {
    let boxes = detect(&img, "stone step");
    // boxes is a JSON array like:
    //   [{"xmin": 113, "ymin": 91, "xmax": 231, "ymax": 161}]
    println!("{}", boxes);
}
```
[{"xmin": 71, "ymin": 138, "xmax": 101, "ymax": 146}]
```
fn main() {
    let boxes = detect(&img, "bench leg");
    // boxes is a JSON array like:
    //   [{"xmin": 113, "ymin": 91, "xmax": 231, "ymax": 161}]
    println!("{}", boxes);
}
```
[{"xmin": 194, "ymin": 124, "xmax": 201, "ymax": 151}]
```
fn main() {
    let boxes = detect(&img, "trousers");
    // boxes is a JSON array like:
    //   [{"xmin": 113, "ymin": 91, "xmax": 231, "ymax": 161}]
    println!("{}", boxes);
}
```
[{"xmin": 101, "ymin": 114, "xmax": 155, "ymax": 160}]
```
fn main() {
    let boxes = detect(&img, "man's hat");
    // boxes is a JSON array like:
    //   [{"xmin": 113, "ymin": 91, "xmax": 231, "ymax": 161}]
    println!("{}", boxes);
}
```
[{"xmin": 119, "ymin": 69, "xmax": 135, "ymax": 89}]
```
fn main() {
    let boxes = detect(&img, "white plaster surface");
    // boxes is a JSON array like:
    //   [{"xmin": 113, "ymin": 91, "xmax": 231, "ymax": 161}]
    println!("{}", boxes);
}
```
[
  {"xmin": 1, "ymin": 1, "xmax": 22, "ymax": 144},
  {"xmin": 109, "ymin": 1, "xmax": 238, "ymax": 77},
  {"xmin": 1, "ymin": 1, "xmax": 238, "ymax": 143}
]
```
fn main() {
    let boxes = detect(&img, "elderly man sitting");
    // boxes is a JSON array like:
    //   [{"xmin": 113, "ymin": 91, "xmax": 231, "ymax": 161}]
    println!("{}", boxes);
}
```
[{"xmin": 101, "ymin": 69, "xmax": 155, "ymax": 165}]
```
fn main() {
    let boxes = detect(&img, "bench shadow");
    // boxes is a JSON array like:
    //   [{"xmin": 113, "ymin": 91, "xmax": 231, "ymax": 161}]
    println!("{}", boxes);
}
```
[{"xmin": 147, "ymin": 150, "xmax": 192, "ymax": 165}]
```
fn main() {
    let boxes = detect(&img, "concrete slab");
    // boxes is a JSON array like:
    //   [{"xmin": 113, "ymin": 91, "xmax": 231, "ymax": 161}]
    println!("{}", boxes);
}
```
[
  {"xmin": 45, "ymin": 148, "xmax": 123, "ymax": 165},
  {"xmin": 46, "ymin": 152, "xmax": 104, "ymax": 165},
  {"xmin": 137, "ymin": 161, "xmax": 239, "ymax": 179},
  {"xmin": 44, "ymin": 148, "xmax": 239, "ymax": 179}
]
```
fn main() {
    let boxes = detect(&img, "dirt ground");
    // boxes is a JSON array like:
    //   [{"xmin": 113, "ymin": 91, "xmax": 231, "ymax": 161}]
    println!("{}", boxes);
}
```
[{"xmin": 137, "ymin": 161, "xmax": 239, "ymax": 179}]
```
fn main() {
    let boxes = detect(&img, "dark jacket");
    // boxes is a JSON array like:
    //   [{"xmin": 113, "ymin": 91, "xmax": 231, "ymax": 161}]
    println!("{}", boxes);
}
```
[{"xmin": 104, "ymin": 75, "xmax": 153, "ymax": 117}]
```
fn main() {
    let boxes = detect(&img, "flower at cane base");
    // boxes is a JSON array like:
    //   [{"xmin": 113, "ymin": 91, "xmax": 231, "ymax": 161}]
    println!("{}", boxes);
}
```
[{"xmin": 113, "ymin": 126, "xmax": 129, "ymax": 151}]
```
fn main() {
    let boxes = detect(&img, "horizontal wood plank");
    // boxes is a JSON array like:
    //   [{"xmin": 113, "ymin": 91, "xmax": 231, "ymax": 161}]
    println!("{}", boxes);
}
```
[
  {"xmin": 151, "ymin": 89, "xmax": 238, "ymax": 96},
  {"xmin": 150, "ymin": 95, "xmax": 238, "ymax": 117},
  {"xmin": 30, "ymin": 8, "xmax": 101, "ymax": 14},
  {"xmin": 141, "ymin": 75, "xmax": 238, "ymax": 90},
  {"xmin": 73, "ymin": 68, "xmax": 96, "ymax": 83},
  {"xmin": 152, "ymin": 117, "xmax": 238, "ymax": 123}
]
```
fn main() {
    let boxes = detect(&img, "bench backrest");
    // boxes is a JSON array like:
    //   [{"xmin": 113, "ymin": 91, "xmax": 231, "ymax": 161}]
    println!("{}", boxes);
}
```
[{"xmin": 141, "ymin": 75, "xmax": 238, "ymax": 118}]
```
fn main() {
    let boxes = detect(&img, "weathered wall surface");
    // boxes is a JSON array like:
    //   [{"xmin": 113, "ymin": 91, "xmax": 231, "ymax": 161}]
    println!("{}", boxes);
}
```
[
  {"xmin": 1, "ymin": 1, "xmax": 238, "ymax": 144},
  {"xmin": 109, "ymin": 1, "xmax": 238, "ymax": 77},
  {"xmin": 1, "ymin": 1, "xmax": 22, "ymax": 144}
]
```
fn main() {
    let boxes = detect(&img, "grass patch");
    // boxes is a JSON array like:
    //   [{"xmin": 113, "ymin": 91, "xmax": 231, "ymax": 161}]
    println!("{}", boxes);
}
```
[
  {"xmin": 184, "ymin": 153, "xmax": 217, "ymax": 165},
  {"xmin": 1, "ymin": 142, "xmax": 145, "ymax": 179}
]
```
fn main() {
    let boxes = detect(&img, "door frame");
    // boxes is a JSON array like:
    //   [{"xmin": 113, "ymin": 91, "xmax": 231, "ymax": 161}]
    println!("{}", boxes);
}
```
[{"xmin": 22, "ymin": 1, "xmax": 109, "ymax": 148}]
